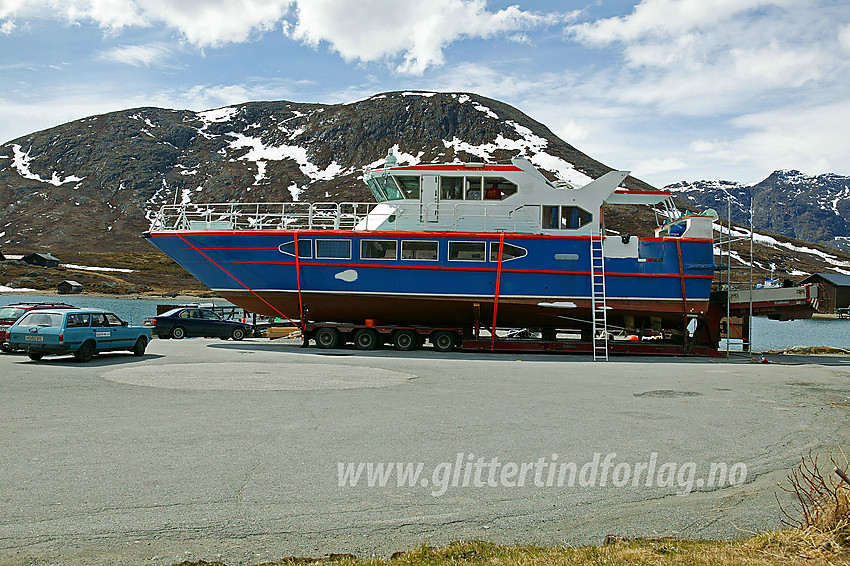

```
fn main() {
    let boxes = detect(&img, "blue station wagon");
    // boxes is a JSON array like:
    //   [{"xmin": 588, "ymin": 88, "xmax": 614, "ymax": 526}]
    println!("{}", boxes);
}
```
[{"xmin": 7, "ymin": 308, "xmax": 152, "ymax": 362}]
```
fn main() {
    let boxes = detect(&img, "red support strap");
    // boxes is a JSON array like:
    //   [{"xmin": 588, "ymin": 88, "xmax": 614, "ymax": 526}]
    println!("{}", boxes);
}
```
[
  {"xmin": 177, "ymin": 233, "xmax": 299, "ymax": 326},
  {"xmin": 294, "ymin": 232, "xmax": 305, "ymax": 330},
  {"xmin": 490, "ymin": 233, "xmax": 505, "ymax": 350}
]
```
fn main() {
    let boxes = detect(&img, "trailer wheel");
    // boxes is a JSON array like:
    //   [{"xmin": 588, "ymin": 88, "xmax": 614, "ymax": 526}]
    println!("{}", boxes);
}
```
[
  {"xmin": 353, "ymin": 328, "xmax": 379, "ymax": 350},
  {"xmin": 392, "ymin": 329, "xmax": 418, "ymax": 351},
  {"xmin": 315, "ymin": 327, "xmax": 341, "ymax": 349},
  {"xmin": 431, "ymin": 330, "xmax": 457, "ymax": 353}
]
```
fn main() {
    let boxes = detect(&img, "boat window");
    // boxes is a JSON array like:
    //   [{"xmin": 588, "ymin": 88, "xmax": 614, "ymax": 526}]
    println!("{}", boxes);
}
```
[
  {"xmin": 377, "ymin": 175, "xmax": 404, "ymax": 201},
  {"xmin": 278, "ymin": 239, "xmax": 313, "ymax": 258},
  {"xmin": 401, "ymin": 240, "xmax": 438, "ymax": 260},
  {"xmin": 465, "ymin": 177, "xmax": 482, "ymax": 200},
  {"xmin": 361, "ymin": 240, "xmax": 397, "ymax": 260},
  {"xmin": 542, "ymin": 206, "xmax": 559, "ymax": 229},
  {"xmin": 489, "ymin": 242, "xmax": 528, "ymax": 262},
  {"xmin": 483, "ymin": 177, "xmax": 518, "ymax": 200},
  {"xmin": 440, "ymin": 176, "xmax": 464, "ymax": 200},
  {"xmin": 366, "ymin": 178, "xmax": 388, "ymax": 202},
  {"xmin": 316, "ymin": 239, "xmax": 352, "ymax": 259},
  {"xmin": 542, "ymin": 206, "xmax": 593, "ymax": 229},
  {"xmin": 393, "ymin": 176, "xmax": 420, "ymax": 199},
  {"xmin": 66, "ymin": 313, "xmax": 91, "ymax": 328},
  {"xmin": 449, "ymin": 241, "xmax": 486, "ymax": 262},
  {"xmin": 561, "ymin": 206, "xmax": 593, "ymax": 229}
]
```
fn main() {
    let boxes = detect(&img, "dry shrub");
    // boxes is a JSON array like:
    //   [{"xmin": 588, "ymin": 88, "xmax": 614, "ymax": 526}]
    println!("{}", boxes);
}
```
[{"xmin": 748, "ymin": 451, "xmax": 850, "ymax": 560}]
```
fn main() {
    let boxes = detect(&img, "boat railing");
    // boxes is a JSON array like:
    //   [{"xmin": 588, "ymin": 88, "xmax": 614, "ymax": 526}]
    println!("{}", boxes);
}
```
[
  {"xmin": 149, "ymin": 201, "xmax": 546, "ymax": 234},
  {"xmin": 149, "ymin": 202, "xmax": 384, "ymax": 231}
]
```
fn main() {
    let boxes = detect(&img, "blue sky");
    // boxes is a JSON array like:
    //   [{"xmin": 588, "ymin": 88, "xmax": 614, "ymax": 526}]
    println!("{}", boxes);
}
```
[{"xmin": 1, "ymin": 0, "xmax": 849, "ymax": 187}]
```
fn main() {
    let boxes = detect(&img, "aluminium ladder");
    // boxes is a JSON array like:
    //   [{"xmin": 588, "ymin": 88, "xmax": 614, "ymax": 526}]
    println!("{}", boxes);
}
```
[{"xmin": 590, "ymin": 231, "xmax": 609, "ymax": 360}]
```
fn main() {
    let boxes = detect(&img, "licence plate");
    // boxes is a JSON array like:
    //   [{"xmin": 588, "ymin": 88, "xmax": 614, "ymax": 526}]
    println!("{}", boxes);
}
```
[{"xmin": 25, "ymin": 336, "xmax": 44, "ymax": 342}]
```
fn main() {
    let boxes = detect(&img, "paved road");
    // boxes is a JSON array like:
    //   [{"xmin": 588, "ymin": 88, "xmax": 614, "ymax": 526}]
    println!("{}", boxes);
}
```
[{"xmin": 1, "ymin": 339, "xmax": 848, "ymax": 565}]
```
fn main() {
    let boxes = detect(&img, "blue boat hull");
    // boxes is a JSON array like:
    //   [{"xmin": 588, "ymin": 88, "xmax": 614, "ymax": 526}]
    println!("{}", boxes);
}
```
[{"xmin": 145, "ymin": 229, "xmax": 715, "ymax": 330}]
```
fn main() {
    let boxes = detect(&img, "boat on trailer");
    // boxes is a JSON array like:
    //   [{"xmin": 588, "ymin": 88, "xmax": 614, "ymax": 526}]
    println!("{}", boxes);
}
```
[{"xmin": 144, "ymin": 152, "xmax": 717, "ymax": 347}]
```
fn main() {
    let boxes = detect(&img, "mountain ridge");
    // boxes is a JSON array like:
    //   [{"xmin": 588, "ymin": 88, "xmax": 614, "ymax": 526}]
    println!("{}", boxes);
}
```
[{"xmin": 1, "ymin": 91, "xmax": 849, "ymax": 280}]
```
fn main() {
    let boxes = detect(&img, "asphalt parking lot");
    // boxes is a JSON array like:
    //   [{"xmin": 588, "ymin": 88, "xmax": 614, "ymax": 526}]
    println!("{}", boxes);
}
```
[{"xmin": 1, "ymin": 338, "xmax": 849, "ymax": 565}]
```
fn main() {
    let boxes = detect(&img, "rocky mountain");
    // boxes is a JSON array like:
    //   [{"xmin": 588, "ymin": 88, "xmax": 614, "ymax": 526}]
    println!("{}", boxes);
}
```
[
  {"xmin": 666, "ymin": 171, "xmax": 850, "ymax": 252},
  {"xmin": 1, "ymin": 90, "xmax": 849, "ymax": 280},
  {"xmin": 0, "ymin": 91, "xmax": 652, "ymax": 253}
]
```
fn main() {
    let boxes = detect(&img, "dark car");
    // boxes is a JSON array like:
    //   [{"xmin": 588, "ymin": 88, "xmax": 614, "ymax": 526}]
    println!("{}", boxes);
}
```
[
  {"xmin": 143, "ymin": 307, "xmax": 252, "ymax": 340},
  {"xmin": 0, "ymin": 302, "xmax": 76, "ymax": 352}
]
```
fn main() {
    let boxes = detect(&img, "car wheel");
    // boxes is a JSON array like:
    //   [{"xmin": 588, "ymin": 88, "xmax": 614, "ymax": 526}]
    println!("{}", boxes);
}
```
[
  {"xmin": 170, "ymin": 326, "xmax": 186, "ymax": 340},
  {"xmin": 132, "ymin": 336, "xmax": 147, "ymax": 356},
  {"xmin": 0, "ymin": 343, "xmax": 12, "ymax": 353},
  {"xmin": 431, "ymin": 330, "xmax": 457, "ymax": 353},
  {"xmin": 393, "ymin": 329, "xmax": 418, "ymax": 351},
  {"xmin": 74, "ymin": 341, "xmax": 95, "ymax": 363},
  {"xmin": 27, "ymin": 350, "xmax": 43, "ymax": 361},
  {"xmin": 231, "ymin": 327, "xmax": 246, "ymax": 341},
  {"xmin": 353, "ymin": 328, "xmax": 379, "ymax": 350},
  {"xmin": 315, "ymin": 327, "xmax": 341, "ymax": 349}
]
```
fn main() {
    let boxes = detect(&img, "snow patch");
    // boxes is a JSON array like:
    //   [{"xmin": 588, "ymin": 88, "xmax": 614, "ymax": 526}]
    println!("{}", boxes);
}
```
[
  {"xmin": 11, "ymin": 145, "xmax": 85, "ymax": 186},
  {"xmin": 0, "ymin": 285, "xmax": 37, "ymax": 292},
  {"xmin": 197, "ymin": 107, "xmax": 237, "ymax": 123},
  {"xmin": 61, "ymin": 264, "xmax": 135, "ymax": 273},
  {"xmin": 228, "ymin": 133, "xmax": 351, "ymax": 182}
]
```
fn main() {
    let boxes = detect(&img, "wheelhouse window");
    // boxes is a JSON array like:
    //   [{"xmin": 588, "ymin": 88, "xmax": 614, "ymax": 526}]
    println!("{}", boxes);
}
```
[
  {"xmin": 393, "ymin": 176, "xmax": 420, "ymax": 199},
  {"xmin": 366, "ymin": 176, "xmax": 404, "ymax": 201},
  {"xmin": 361, "ymin": 240, "xmax": 397, "ymax": 260},
  {"xmin": 489, "ymin": 242, "xmax": 528, "ymax": 262},
  {"xmin": 465, "ymin": 177, "xmax": 482, "ymax": 200},
  {"xmin": 278, "ymin": 239, "xmax": 313, "ymax": 258},
  {"xmin": 440, "ymin": 176, "xmax": 464, "ymax": 200},
  {"xmin": 542, "ymin": 205, "xmax": 593, "ymax": 230},
  {"xmin": 316, "ymin": 239, "xmax": 352, "ymax": 259},
  {"xmin": 366, "ymin": 178, "xmax": 387, "ymax": 202},
  {"xmin": 449, "ymin": 241, "xmax": 486, "ymax": 261},
  {"xmin": 483, "ymin": 177, "xmax": 518, "ymax": 200},
  {"xmin": 401, "ymin": 240, "xmax": 438, "ymax": 260}
]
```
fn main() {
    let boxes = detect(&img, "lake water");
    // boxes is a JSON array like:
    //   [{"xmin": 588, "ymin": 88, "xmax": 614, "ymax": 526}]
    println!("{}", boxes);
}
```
[
  {"xmin": 1, "ymin": 292, "xmax": 848, "ymax": 351},
  {"xmin": 0, "ymin": 293, "xmax": 235, "ymax": 326}
]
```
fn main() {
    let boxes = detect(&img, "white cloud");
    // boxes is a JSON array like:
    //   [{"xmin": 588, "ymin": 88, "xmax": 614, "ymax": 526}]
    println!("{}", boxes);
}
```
[
  {"xmin": 0, "ymin": 19, "xmax": 14, "ymax": 33},
  {"xmin": 630, "ymin": 157, "xmax": 688, "ymax": 177},
  {"xmin": 1, "ymin": 0, "xmax": 570, "ymax": 70},
  {"xmin": 98, "ymin": 42, "xmax": 173, "ymax": 66},
  {"xmin": 840, "ymin": 23, "xmax": 850, "ymax": 51},
  {"xmin": 571, "ymin": 0, "xmax": 792, "ymax": 45},
  {"xmin": 291, "ymin": 0, "xmax": 572, "ymax": 74},
  {"xmin": 729, "ymin": 99, "xmax": 850, "ymax": 178},
  {"xmin": 0, "ymin": 0, "xmax": 293, "ymax": 46}
]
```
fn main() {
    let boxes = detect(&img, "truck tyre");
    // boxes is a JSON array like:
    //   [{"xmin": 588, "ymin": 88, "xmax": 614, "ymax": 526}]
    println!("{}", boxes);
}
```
[
  {"xmin": 392, "ymin": 329, "xmax": 418, "ymax": 351},
  {"xmin": 170, "ymin": 326, "xmax": 186, "ymax": 339},
  {"xmin": 431, "ymin": 330, "xmax": 457, "ymax": 353},
  {"xmin": 132, "ymin": 336, "xmax": 147, "ymax": 356},
  {"xmin": 74, "ymin": 341, "xmax": 95, "ymax": 363},
  {"xmin": 353, "ymin": 329, "xmax": 379, "ymax": 350},
  {"xmin": 315, "ymin": 327, "xmax": 341, "ymax": 349}
]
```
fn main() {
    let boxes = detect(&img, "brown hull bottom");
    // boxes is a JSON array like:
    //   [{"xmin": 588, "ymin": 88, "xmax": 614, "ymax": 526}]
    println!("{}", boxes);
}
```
[{"xmin": 219, "ymin": 291, "xmax": 708, "ymax": 331}]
